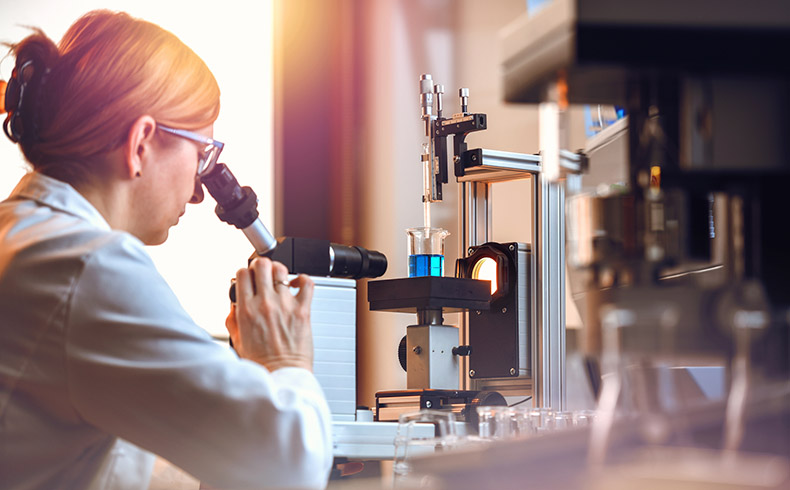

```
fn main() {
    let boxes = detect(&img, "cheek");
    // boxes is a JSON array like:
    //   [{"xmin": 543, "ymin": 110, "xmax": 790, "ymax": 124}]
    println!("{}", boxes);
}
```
[{"xmin": 176, "ymin": 152, "xmax": 199, "ymax": 196}]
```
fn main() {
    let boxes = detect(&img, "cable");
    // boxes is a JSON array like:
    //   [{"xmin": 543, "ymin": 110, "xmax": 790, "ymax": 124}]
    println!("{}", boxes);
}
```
[{"xmin": 508, "ymin": 396, "xmax": 532, "ymax": 407}]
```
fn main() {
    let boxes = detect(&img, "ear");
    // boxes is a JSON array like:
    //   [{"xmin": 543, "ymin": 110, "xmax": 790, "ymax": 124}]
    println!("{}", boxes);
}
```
[{"xmin": 123, "ymin": 115, "xmax": 158, "ymax": 179}]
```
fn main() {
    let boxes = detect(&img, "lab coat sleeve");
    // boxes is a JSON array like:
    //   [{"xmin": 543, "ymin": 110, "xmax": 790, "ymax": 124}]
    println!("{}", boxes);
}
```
[{"xmin": 63, "ymin": 233, "xmax": 333, "ymax": 489}]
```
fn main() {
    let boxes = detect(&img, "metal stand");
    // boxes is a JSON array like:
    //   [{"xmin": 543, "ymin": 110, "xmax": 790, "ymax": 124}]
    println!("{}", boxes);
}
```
[
  {"xmin": 458, "ymin": 148, "xmax": 575, "ymax": 409},
  {"xmin": 368, "ymin": 276, "xmax": 490, "ymax": 390}
]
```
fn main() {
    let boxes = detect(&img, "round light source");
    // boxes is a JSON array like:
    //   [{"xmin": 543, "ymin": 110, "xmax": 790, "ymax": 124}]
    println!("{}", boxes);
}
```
[{"xmin": 471, "ymin": 257, "xmax": 498, "ymax": 295}]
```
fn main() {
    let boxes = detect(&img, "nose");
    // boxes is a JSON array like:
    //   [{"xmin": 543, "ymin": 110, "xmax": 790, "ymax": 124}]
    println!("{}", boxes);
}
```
[{"xmin": 190, "ymin": 176, "xmax": 204, "ymax": 204}]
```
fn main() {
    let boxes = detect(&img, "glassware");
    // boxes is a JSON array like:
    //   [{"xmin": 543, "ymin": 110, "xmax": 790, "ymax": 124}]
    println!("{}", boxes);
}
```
[
  {"xmin": 406, "ymin": 227, "xmax": 449, "ymax": 277},
  {"xmin": 529, "ymin": 407, "xmax": 556, "ymax": 434},
  {"xmin": 393, "ymin": 410, "xmax": 457, "ymax": 486},
  {"xmin": 573, "ymin": 409, "xmax": 597, "ymax": 427},
  {"xmin": 476, "ymin": 406, "xmax": 517, "ymax": 440},
  {"xmin": 554, "ymin": 411, "xmax": 574, "ymax": 430},
  {"xmin": 511, "ymin": 406, "xmax": 535, "ymax": 436}
]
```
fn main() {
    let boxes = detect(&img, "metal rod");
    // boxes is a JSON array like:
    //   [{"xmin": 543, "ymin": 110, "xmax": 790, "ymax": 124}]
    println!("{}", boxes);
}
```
[
  {"xmin": 531, "ymin": 175, "xmax": 542, "ymax": 407},
  {"xmin": 459, "ymin": 181, "xmax": 470, "ymax": 389},
  {"xmin": 533, "ymin": 169, "xmax": 567, "ymax": 410},
  {"xmin": 417, "ymin": 308, "xmax": 444, "ymax": 326}
]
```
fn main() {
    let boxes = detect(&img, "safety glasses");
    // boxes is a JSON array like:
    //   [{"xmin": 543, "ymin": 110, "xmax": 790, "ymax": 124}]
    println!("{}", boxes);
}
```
[{"xmin": 157, "ymin": 123, "xmax": 224, "ymax": 176}]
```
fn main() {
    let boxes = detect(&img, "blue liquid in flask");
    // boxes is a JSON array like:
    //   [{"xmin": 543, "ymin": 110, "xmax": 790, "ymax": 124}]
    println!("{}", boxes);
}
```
[{"xmin": 408, "ymin": 254, "xmax": 444, "ymax": 277}]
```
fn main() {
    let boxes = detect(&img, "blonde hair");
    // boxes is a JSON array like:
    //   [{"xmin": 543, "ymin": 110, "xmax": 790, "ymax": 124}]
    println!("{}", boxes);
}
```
[{"xmin": 4, "ymin": 10, "xmax": 220, "ymax": 184}]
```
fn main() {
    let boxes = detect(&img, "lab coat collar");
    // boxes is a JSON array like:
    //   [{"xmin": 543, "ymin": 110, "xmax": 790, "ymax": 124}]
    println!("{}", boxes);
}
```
[{"xmin": 8, "ymin": 171, "xmax": 112, "ymax": 232}]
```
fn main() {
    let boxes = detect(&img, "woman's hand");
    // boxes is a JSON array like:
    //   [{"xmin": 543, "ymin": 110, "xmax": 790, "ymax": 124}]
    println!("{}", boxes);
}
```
[{"xmin": 225, "ymin": 257, "xmax": 314, "ymax": 372}]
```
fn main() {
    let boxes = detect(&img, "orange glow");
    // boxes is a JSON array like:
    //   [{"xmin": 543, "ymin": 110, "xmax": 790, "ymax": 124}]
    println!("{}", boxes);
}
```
[
  {"xmin": 557, "ymin": 69, "xmax": 568, "ymax": 110},
  {"xmin": 472, "ymin": 257, "xmax": 498, "ymax": 295},
  {"xmin": 650, "ymin": 165, "xmax": 661, "ymax": 189},
  {"xmin": 0, "ymin": 80, "xmax": 6, "ymax": 114}
]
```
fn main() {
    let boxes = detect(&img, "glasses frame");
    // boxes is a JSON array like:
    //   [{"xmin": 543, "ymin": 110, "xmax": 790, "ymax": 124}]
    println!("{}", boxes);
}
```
[{"xmin": 156, "ymin": 123, "xmax": 224, "ymax": 176}]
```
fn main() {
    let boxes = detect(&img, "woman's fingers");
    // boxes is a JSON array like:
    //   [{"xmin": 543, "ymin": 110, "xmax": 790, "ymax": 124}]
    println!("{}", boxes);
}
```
[
  {"xmin": 291, "ymin": 274, "xmax": 314, "ymax": 310},
  {"xmin": 250, "ymin": 257, "xmax": 273, "ymax": 294},
  {"xmin": 230, "ymin": 260, "xmax": 314, "ymax": 371},
  {"xmin": 271, "ymin": 261, "xmax": 292, "ymax": 296},
  {"xmin": 235, "ymin": 267, "xmax": 253, "ymax": 303}
]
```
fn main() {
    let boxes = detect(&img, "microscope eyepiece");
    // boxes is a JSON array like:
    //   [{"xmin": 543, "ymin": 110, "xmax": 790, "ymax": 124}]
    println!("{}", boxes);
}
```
[{"xmin": 201, "ymin": 163, "xmax": 277, "ymax": 255}]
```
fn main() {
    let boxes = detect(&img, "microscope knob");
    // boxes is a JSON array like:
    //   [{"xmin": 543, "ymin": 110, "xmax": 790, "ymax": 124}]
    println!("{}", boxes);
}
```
[
  {"xmin": 452, "ymin": 345, "xmax": 472, "ymax": 356},
  {"xmin": 398, "ymin": 335, "xmax": 408, "ymax": 372},
  {"xmin": 459, "ymin": 87, "xmax": 470, "ymax": 114}
]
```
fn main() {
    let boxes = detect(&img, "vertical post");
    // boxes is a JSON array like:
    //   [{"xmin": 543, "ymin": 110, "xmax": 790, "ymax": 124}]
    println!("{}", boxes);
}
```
[
  {"xmin": 533, "ymin": 79, "xmax": 567, "ymax": 410},
  {"xmin": 532, "ymin": 175, "xmax": 567, "ymax": 410},
  {"xmin": 459, "ymin": 180, "xmax": 492, "ymax": 390},
  {"xmin": 461, "ymin": 181, "xmax": 492, "ymax": 252},
  {"xmin": 459, "ymin": 182, "xmax": 471, "ymax": 389},
  {"xmin": 472, "ymin": 182, "xmax": 492, "ymax": 245}
]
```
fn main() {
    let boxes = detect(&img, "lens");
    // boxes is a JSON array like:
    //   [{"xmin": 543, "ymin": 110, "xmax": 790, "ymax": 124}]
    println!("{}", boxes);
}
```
[
  {"xmin": 199, "ymin": 144, "xmax": 221, "ymax": 176},
  {"xmin": 471, "ymin": 256, "xmax": 498, "ymax": 294},
  {"xmin": 330, "ymin": 244, "xmax": 387, "ymax": 279}
]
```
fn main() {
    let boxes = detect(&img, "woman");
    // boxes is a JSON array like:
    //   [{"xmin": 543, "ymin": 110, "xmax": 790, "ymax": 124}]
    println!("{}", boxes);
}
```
[{"xmin": 0, "ymin": 10, "xmax": 332, "ymax": 489}]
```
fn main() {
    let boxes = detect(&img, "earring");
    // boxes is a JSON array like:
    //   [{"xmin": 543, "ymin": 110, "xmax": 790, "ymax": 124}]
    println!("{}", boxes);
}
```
[{"xmin": 135, "ymin": 171, "xmax": 142, "ymax": 178}]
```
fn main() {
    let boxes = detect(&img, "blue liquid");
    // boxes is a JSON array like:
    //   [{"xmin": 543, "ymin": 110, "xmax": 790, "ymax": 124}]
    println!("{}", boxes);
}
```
[{"xmin": 409, "ymin": 254, "xmax": 444, "ymax": 277}]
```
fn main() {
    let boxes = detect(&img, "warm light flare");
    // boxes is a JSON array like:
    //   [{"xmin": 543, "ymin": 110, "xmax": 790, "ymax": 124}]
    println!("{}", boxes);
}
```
[{"xmin": 472, "ymin": 256, "xmax": 498, "ymax": 295}]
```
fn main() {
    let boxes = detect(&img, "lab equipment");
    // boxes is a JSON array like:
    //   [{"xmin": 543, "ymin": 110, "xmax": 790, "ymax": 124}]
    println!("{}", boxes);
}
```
[
  {"xmin": 201, "ymin": 162, "xmax": 277, "ymax": 255},
  {"xmin": 393, "ymin": 410, "xmax": 457, "ymax": 486},
  {"xmin": 368, "ymin": 277, "xmax": 489, "ymax": 392},
  {"xmin": 369, "ymin": 74, "xmax": 583, "ymax": 427},
  {"xmin": 457, "ymin": 242, "xmax": 531, "ymax": 380},
  {"xmin": 406, "ymin": 227, "xmax": 449, "ymax": 277},
  {"xmin": 476, "ymin": 405, "xmax": 516, "ymax": 439}
]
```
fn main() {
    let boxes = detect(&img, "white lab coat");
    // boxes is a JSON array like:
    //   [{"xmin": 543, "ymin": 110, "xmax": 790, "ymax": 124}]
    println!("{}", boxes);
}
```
[{"xmin": 0, "ymin": 172, "xmax": 333, "ymax": 489}]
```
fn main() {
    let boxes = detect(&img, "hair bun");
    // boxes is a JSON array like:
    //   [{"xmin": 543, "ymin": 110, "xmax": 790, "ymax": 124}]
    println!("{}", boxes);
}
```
[
  {"xmin": 3, "ymin": 29, "xmax": 58, "ymax": 144},
  {"xmin": 3, "ymin": 59, "xmax": 49, "ymax": 143},
  {"xmin": 3, "ymin": 60, "xmax": 43, "ymax": 143}
]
